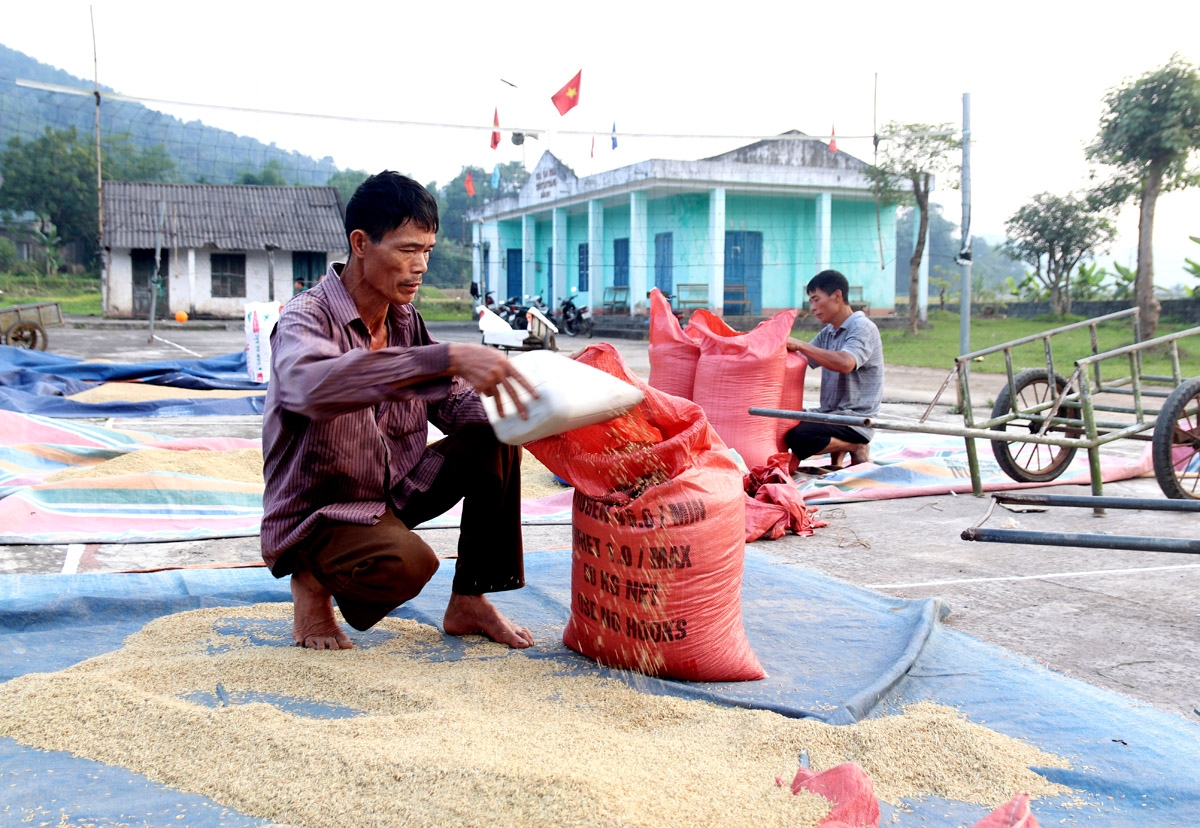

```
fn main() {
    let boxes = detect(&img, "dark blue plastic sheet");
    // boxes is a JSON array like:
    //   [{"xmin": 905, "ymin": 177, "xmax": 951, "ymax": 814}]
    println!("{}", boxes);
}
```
[
  {"xmin": 1, "ymin": 549, "xmax": 1197, "ymax": 827},
  {"xmin": 0, "ymin": 347, "xmax": 267, "ymax": 417}
]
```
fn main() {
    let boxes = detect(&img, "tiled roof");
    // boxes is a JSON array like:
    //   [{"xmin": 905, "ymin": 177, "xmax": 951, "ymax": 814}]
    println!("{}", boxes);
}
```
[{"xmin": 102, "ymin": 182, "xmax": 346, "ymax": 251}]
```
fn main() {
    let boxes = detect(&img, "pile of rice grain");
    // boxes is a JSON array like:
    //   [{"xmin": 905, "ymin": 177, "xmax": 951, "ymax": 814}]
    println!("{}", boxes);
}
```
[
  {"xmin": 45, "ymin": 448, "xmax": 266, "ymax": 484},
  {"xmin": 0, "ymin": 605, "xmax": 1072, "ymax": 828}
]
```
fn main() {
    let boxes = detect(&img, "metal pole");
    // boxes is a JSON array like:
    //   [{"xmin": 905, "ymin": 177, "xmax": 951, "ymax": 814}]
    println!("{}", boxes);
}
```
[
  {"xmin": 957, "ymin": 93, "xmax": 972, "ymax": 357},
  {"xmin": 992, "ymin": 493, "xmax": 1200, "ymax": 512},
  {"xmin": 91, "ymin": 7, "xmax": 105, "ymax": 315},
  {"xmin": 961, "ymin": 527, "xmax": 1200, "ymax": 555},
  {"xmin": 147, "ymin": 201, "xmax": 165, "ymax": 343}
]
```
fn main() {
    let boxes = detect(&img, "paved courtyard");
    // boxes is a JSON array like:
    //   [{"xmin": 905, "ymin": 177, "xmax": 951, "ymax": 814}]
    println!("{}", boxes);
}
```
[{"xmin": 3, "ymin": 318, "xmax": 1197, "ymax": 721}]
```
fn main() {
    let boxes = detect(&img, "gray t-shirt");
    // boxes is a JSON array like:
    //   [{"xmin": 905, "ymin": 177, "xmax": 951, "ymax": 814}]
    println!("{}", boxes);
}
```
[{"xmin": 805, "ymin": 311, "xmax": 884, "ymax": 439}]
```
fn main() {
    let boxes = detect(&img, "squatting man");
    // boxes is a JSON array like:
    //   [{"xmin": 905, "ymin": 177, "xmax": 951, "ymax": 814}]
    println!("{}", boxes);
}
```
[
  {"xmin": 783, "ymin": 269, "xmax": 884, "ymax": 469},
  {"xmin": 260, "ymin": 171, "xmax": 537, "ymax": 650}
]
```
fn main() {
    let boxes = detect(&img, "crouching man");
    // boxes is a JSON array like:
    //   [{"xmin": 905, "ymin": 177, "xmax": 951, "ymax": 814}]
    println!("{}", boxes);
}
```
[
  {"xmin": 261, "ymin": 171, "xmax": 535, "ymax": 650},
  {"xmin": 784, "ymin": 269, "xmax": 884, "ymax": 469}
]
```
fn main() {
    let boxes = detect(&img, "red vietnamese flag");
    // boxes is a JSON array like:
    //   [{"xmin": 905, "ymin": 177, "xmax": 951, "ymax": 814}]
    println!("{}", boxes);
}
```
[
  {"xmin": 551, "ymin": 70, "xmax": 582, "ymax": 115},
  {"xmin": 464, "ymin": 171, "xmax": 476, "ymax": 197},
  {"xmin": 828, "ymin": 124, "xmax": 837, "ymax": 154},
  {"xmin": 491, "ymin": 108, "xmax": 501, "ymax": 150}
]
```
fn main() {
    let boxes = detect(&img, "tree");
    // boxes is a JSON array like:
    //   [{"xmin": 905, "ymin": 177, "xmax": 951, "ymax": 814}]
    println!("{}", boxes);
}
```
[
  {"xmin": 1183, "ymin": 235, "xmax": 1200, "ymax": 297},
  {"xmin": 1087, "ymin": 55, "xmax": 1200, "ymax": 336},
  {"xmin": 235, "ymin": 159, "xmax": 290, "ymax": 186},
  {"xmin": 0, "ymin": 126, "xmax": 177, "ymax": 269},
  {"xmin": 865, "ymin": 122, "xmax": 960, "ymax": 334},
  {"xmin": 325, "ymin": 168, "xmax": 371, "ymax": 206},
  {"xmin": 1002, "ymin": 192, "xmax": 1116, "ymax": 315}
]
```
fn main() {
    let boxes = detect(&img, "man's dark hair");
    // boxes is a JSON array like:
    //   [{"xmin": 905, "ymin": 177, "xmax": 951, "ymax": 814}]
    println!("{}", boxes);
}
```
[
  {"xmin": 344, "ymin": 171, "xmax": 439, "ymax": 247},
  {"xmin": 806, "ymin": 269, "xmax": 850, "ymax": 303}
]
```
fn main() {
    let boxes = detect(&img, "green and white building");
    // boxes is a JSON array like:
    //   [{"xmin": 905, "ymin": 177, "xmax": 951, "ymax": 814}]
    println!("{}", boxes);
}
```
[{"xmin": 468, "ymin": 132, "xmax": 899, "ymax": 317}]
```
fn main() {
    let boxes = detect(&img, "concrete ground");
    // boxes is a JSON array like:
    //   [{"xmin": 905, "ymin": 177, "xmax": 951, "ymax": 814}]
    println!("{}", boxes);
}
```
[{"xmin": 5, "ymin": 318, "xmax": 1198, "ymax": 722}]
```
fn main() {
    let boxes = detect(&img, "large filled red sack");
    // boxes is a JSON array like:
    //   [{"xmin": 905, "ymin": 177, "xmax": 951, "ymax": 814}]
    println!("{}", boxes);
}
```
[
  {"xmin": 777, "ymin": 763, "xmax": 881, "ymax": 828},
  {"xmin": 647, "ymin": 288, "xmax": 701, "ymax": 400},
  {"xmin": 776, "ymin": 351, "xmax": 809, "ymax": 451},
  {"xmin": 526, "ymin": 343, "xmax": 764, "ymax": 682},
  {"xmin": 690, "ymin": 308, "xmax": 798, "ymax": 469}
]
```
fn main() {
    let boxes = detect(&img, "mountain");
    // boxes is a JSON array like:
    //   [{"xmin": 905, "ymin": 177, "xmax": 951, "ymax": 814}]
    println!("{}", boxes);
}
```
[{"xmin": 0, "ymin": 43, "xmax": 338, "ymax": 185}]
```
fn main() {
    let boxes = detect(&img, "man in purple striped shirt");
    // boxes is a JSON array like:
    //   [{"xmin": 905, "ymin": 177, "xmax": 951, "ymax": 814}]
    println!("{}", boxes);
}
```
[{"xmin": 262, "ymin": 171, "xmax": 537, "ymax": 651}]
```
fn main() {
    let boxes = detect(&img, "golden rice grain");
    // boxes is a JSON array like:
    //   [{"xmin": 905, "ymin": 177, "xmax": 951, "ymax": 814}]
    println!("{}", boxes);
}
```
[{"xmin": 0, "ymin": 604, "xmax": 1071, "ymax": 828}]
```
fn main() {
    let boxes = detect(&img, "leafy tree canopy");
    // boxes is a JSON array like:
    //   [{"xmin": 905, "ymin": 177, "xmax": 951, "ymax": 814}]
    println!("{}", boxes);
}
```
[
  {"xmin": 1002, "ymin": 191, "xmax": 1116, "ymax": 315},
  {"xmin": 325, "ymin": 168, "xmax": 371, "ymax": 206},
  {"xmin": 235, "ymin": 159, "xmax": 290, "ymax": 186}
]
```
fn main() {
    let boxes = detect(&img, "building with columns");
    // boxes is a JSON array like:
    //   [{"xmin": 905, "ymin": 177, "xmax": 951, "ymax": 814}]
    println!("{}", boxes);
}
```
[{"xmin": 468, "ymin": 132, "xmax": 899, "ymax": 317}]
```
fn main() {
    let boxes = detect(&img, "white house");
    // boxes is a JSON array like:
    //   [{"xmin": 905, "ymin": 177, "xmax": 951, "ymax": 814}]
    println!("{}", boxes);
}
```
[{"xmin": 101, "ymin": 182, "xmax": 346, "ymax": 318}]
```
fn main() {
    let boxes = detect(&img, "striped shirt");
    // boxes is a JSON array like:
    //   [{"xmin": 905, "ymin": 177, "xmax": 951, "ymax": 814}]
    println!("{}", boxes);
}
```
[
  {"xmin": 806, "ymin": 310, "xmax": 884, "ymax": 440},
  {"xmin": 260, "ymin": 263, "xmax": 485, "ymax": 575}
]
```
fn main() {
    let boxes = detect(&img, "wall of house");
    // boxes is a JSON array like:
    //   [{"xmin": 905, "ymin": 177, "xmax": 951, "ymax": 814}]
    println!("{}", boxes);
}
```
[
  {"xmin": 831, "ymin": 199, "xmax": 896, "ymax": 310},
  {"xmin": 106, "ymin": 247, "xmax": 342, "ymax": 318},
  {"xmin": 646, "ymin": 193, "xmax": 711, "ymax": 290}
]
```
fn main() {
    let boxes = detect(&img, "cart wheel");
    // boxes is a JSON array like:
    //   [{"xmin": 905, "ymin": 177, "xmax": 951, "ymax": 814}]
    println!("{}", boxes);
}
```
[
  {"xmin": 989, "ymin": 368, "xmax": 1080, "ymax": 483},
  {"xmin": 4, "ymin": 320, "xmax": 48, "ymax": 350},
  {"xmin": 1152, "ymin": 376, "xmax": 1200, "ymax": 500},
  {"xmin": 543, "ymin": 331, "xmax": 557, "ymax": 352}
]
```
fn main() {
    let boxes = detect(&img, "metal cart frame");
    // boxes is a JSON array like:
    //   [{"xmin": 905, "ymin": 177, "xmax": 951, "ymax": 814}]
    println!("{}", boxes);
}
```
[{"xmin": 0, "ymin": 301, "xmax": 64, "ymax": 350}]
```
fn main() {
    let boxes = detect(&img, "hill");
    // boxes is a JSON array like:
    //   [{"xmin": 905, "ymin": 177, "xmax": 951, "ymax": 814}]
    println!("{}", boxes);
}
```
[{"xmin": 0, "ymin": 43, "xmax": 338, "ymax": 185}]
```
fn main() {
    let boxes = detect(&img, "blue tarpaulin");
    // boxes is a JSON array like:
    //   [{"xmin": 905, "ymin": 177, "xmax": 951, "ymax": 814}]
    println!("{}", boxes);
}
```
[
  {"xmin": 0, "ymin": 347, "xmax": 266, "ymax": 417},
  {"xmin": 1, "ymin": 549, "xmax": 1197, "ymax": 826}
]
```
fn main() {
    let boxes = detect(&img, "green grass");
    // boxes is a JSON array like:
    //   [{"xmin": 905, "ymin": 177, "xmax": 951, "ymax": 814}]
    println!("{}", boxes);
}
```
[
  {"xmin": 0, "ymin": 272, "xmax": 102, "ymax": 316},
  {"xmin": 881, "ymin": 309, "xmax": 1200, "ymax": 380}
]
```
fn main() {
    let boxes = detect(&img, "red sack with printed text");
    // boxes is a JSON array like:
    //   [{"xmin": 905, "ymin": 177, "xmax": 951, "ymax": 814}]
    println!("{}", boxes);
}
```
[
  {"xmin": 690, "ymin": 308, "xmax": 798, "ymax": 469},
  {"xmin": 526, "ymin": 343, "xmax": 764, "ymax": 682}
]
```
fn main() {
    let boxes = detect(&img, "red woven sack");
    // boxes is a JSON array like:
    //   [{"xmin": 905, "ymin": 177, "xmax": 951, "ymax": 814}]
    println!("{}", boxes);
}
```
[
  {"xmin": 776, "ymin": 351, "xmax": 808, "ymax": 451},
  {"xmin": 647, "ymin": 288, "xmax": 701, "ymax": 400},
  {"xmin": 526, "ymin": 344, "xmax": 764, "ymax": 682},
  {"xmin": 690, "ymin": 309, "xmax": 798, "ymax": 469},
  {"xmin": 778, "ymin": 763, "xmax": 881, "ymax": 828}
]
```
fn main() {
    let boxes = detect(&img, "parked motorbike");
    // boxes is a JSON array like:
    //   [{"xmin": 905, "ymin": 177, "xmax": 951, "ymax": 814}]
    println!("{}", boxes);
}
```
[
  {"xmin": 558, "ymin": 291, "xmax": 594, "ymax": 337},
  {"xmin": 497, "ymin": 295, "xmax": 525, "ymax": 328}
]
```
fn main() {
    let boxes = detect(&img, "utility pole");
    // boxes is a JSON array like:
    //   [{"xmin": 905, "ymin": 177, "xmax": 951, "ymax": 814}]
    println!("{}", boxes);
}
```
[
  {"xmin": 91, "ymin": 6, "xmax": 105, "ymax": 315},
  {"xmin": 957, "ymin": 93, "xmax": 973, "ymax": 357}
]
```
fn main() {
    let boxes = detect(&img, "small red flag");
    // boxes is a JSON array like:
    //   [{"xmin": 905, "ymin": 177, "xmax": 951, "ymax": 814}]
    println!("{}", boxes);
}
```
[
  {"xmin": 464, "ymin": 171, "xmax": 475, "ymax": 197},
  {"xmin": 828, "ymin": 125, "xmax": 837, "ymax": 154},
  {"xmin": 551, "ymin": 70, "xmax": 582, "ymax": 116},
  {"xmin": 491, "ymin": 108, "xmax": 501, "ymax": 150}
]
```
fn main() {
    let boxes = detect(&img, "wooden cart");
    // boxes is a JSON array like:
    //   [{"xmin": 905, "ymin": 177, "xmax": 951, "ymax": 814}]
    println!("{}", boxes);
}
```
[{"xmin": 0, "ymin": 301, "xmax": 63, "ymax": 350}]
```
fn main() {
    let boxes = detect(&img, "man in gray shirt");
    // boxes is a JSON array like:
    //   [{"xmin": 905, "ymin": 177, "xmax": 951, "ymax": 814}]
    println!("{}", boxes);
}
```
[{"xmin": 784, "ymin": 270, "xmax": 884, "ymax": 468}]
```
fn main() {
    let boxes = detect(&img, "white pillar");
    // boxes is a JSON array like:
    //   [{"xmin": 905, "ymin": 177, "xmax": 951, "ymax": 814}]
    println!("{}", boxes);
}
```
[
  {"xmin": 521, "ymin": 214, "xmax": 536, "ymax": 300},
  {"xmin": 708, "ymin": 187, "xmax": 726, "ymax": 309},
  {"xmin": 187, "ymin": 248, "xmax": 196, "ymax": 315},
  {"xmin": 815, "ymin": 192, "xmax": 832, "ymax": 274},
  {"xmin": 914, "ymin": 214, "xmax": 929, "ymax": 323},
  {"xmin": 629, "ymin": 191, "xmax": 648, "ymax": 316},
  {"xmin": 552, "ymin": 207, "xmax": 567, "ymax": 311},
  {"xmin": 587, "ymin": 199, "xmax": 604, "ymax": 304},
  {"xmin": 484, "ymin": 222, "xmax": 500, "ymax": 301}
]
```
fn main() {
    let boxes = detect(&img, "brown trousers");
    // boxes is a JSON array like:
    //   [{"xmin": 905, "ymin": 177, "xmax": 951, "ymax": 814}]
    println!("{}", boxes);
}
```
[{"xmin": 292, "ymin": 423, "xmax": 524, "ymax": 630}]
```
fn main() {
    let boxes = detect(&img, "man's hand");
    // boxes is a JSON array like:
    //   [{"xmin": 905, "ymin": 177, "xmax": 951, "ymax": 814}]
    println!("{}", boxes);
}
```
[{"xmin": 447, "ymin": 343, "xmax": 538, "ymax": 419}]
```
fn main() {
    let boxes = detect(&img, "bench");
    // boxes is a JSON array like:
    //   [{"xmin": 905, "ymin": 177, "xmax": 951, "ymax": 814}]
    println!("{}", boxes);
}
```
[
  {"xmin": 674, "ymin": 283, "xmax": 708, "ymax": 313},
  {"xmin": 602, "ymin": 285, "xmax": 630, "ymax": 314},
  {"xmin": 847, "ymin": 285, "xmax": 870, "ymax": 314},
  {"xmin": 723, "ymin": 283, "xmax": 752, "ymax": 315}
]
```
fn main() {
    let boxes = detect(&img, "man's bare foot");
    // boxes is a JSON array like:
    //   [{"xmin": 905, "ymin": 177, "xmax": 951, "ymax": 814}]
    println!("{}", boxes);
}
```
[
  {"xmin": 291, "ymin": 571, "xmax": 354, "ymax": 650},
  {"xmin": 443, "ymin": 593, "xmax": 534, "ymax": 649},
  {"xmin": 848, "ymin": 444, "xmax": 871, "ymax": 466}
]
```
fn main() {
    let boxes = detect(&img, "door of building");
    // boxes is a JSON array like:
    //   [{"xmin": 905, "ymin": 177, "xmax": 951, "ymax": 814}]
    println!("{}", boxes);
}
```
[
  {"xmin": 613, "ymin": 238, "xmax": 629, "ymax": 287},
  {"xmin": 292, "ymin": 251, "xmax": 326, "ymax": 293},
  {"xmin": 506, "ymin": 248, "xmax": 523, "ymax": 299},
  {"xmin": 654, "ymin": 232, "xmax": 674, "ymax": 294},
  {"xmin": 724, "ymin": 231, "xmax": 762, "ymax": 314},
  {"xmin": 131, "ymin": 248, "xmax": 170, "ymax": 318}
]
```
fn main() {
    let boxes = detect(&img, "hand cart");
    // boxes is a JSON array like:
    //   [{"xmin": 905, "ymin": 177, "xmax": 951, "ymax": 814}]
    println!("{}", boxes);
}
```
[{"xmin": 0, "ymin": 301, "xmax": 63, "ymax": 350}]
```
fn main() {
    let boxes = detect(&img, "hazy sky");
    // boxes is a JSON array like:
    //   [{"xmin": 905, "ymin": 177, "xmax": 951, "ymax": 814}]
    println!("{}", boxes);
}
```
[{"xmin": 5, "ymin": 0, "xmax": 1200, "ymax": 287}]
